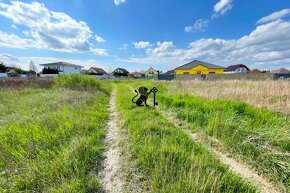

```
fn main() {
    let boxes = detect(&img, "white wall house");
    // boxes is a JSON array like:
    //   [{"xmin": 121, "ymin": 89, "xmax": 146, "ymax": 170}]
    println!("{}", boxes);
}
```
[
  {"xmin": 224, "ymin": 64, "xmax": 250, "ymax": 74},
  {"xmin": 40, "ymin": 62, "xmax": 83, "ymax": 74}
]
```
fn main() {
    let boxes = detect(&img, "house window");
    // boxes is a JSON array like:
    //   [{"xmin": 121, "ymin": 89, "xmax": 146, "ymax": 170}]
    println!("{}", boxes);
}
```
[
  {"xmin": 197, "ymin": 71, "xmax": 201, "ymax": 74},
  {"xmin": 183, "ymin": 72, "xmax": 190, "ymax": 74}
]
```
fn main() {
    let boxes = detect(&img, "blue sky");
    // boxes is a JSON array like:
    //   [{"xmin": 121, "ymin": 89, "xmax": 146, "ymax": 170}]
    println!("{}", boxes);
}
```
[{"xmin": 0, "ymin": 0, "xmax": 290, "ymax": 72}]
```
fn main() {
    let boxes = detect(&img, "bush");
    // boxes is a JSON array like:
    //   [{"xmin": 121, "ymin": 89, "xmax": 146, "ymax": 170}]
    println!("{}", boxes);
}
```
[
  {"xmin": 53, "ymin": 74, "xmax": 111, "ymax": 94},
  {"xmin": 42, "ymin": 67, "xmax": 59, "ymax": 74}
]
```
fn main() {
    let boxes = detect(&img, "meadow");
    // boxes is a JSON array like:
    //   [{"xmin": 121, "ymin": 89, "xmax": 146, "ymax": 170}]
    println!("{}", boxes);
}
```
[
  {"xmin": 116, "ymin": 83, "xmax": 257, "ymax": 193},
  {"xmin": 0, "ymin": 76, "xmax": 289, "ymax": 193},
  {"xmin": 0, "ymin": 75, "xmax": 111, "ymax": 192},
  {"xmin": 169, "ymin": 80, "xmax": 290, "ymax": 114}
]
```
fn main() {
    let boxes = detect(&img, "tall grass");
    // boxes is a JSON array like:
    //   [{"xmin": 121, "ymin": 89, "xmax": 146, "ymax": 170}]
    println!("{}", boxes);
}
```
[
  {"xmin": 54, "ymin": 74, "xmax": 112, "ymax": 94},
  {"xmin": 159, "ymin": 94, "xmax": 290, "ymax": 191},
  {"xmin": 0, "ymin": 76, "xmax": 111, "ymax": 192},
  {"xmin": 116, "ymin": 83, "xmax": 258, "ymax": 193},
  {"xmin": 169, "ymin": 80, "xmax": 290, "ymax": 114}
]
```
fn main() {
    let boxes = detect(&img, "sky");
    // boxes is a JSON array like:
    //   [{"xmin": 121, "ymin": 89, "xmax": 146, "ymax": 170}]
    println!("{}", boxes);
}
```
[{"xmin": 0, "ymin": 0, "xmax": 290, "ymax": 72}]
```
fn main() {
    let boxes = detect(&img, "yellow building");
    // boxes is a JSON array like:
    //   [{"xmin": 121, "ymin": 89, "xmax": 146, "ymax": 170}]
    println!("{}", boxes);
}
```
[{"xmin": 175, "ymin": 60, "xmax": 224, "ymax": 74}]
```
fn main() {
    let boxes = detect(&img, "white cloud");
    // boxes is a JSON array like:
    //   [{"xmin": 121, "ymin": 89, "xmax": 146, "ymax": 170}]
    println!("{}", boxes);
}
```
[
  {"xmin": 0, "ymin": 31, "xmax": 37, "ymax": 48},
  {"xmin": 114, "ymin": 0, "xmax": 126, "ymax": 5},
  {"xmin": 133, "ymin": 41, "xmax": 152, "ymax": 49},
  {"xmin": 253, "ymin": 51, "xmax": 283, "ymax": 61},
  {"xmin": 185, "ymin": 19, "xmax": 209, "ymax": 32},
  {"xmin": 184, "ymin": 26, "xmax": 193, "ymax": 32},
  {"xmin": 126, "ymin": 17, "xmax": 290, "ymax": 70},
  {"xmin": 0, "ymin": 53, "xmax": 19, "ymax": 61},
  {"xmin": 257, "ymin": 9, "xmax": 290, "ymax": 24},
  {"xmin": 91, "ymin": 48, "xmax": 108, "ymax": 56},
  {"xmin": 95, "ymin": 35, "xmax": 106, "ymax": 43},
  {"xmin": 212, "ymin": 0, "xmax": 233, "ymax": 18},
  {"xmin": 0, "ymin": 1, "xmax": 107, "ymax": 56},
  {"xmin": 119, "ymin": 44, "xmax": 128, "ymax": 50}
]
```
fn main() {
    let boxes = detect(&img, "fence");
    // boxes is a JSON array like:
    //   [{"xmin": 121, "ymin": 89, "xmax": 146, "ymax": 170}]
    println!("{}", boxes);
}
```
[
  {"xmin": 0, "ymin": 73, "xmax": 8, "ymax": 78},
  {"xmin": 157, "ymin": 74, "xmax": 175, "ymax": 81},
  {"xmin": 158, "ymin": 73, "xmax": 290, "ymax": 81},
  {"xmin": 274, "ymin": 73, "xmax": 290, "ymax": 80},
  {"xmin": 206, "ymin": 73, "xmax": 275, "ymax": 81}
]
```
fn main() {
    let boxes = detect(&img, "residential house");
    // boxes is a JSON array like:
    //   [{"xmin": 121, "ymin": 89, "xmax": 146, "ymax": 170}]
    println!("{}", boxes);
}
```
[
  {"xmin": 163, "ymin": 70, "xmax": 175, "ymax": 75},
  {"xmin": 250, "ymin": 69, "xmax": 262, "ymax": 73},
  {"xmin": 145, "ymin": 67, "xmax": 158, "ymax": 78},
  {"xmin": 270, "ymin": 68, "xmax": 289, "ymax": 74},
  {"xmin": 175, "ymin": 60, "xmax": 225, "ymax": 74},
  {"xmin": 40, "ymin": 62, "xmax": 83, "ymax": 74},
  {"xmin": 224, "ymin": 64, "xmax": 250, "ymax": 74},
  {"xmin": 112, "ymin": 68, "xmax": 129, "ymax": 76},
  {"xmin": 88, "ymin": 67, "xmax": 107, "ymax": 75},
  {"xmin": 128, "ymin": 71, "xmax": 145, "ymax": 78},
  {"xmin": 5, "ymin": 66, "xmax": 18, "ymax": 73}
]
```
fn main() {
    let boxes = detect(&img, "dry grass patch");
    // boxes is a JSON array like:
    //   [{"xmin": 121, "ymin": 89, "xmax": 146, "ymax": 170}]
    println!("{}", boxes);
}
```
[{"xmin": 169, "ymin": 80, "xmax": 290, "ymax": 114}]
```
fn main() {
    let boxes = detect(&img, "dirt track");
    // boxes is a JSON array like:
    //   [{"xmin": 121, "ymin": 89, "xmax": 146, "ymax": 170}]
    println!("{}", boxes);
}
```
[
  {"xmin": 100, "ymin": 89, "xmax": 125, "ymax": 193},
  {"xmin": 158, "ymin": 108, "xmax": 281, "ymax": 193}
]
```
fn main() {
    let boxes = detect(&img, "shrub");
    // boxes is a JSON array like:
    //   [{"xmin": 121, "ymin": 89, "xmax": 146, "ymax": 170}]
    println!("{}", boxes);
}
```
[
  {"xmin": 42, "ymin": 67, "xmax": 59, "ymax": 74},
  {"xmin": 53, "ymin": 74, "xmax": 111, "ymax": 94}
]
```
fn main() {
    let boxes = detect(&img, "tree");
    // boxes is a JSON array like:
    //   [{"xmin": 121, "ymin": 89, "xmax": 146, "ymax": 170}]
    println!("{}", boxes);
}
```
[
  {"xmin": 29, "ymin": 60, "xmax": 38, "ymax": 73},
  {"xmin": 42, "ymin": 67, "xmax": 59, "ymax": 74},
  {"xmin": 0, "ymin": 62, "xmax": 7, "ymax": 73},
  {"xmin": 9, "ymin": 68, "xmax": 23, "ymax": 77}
]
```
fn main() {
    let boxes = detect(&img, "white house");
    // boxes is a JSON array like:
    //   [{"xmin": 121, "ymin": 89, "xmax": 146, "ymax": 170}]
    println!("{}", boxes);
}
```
[
  {"xmin": 224, "ymin": 64, "xmax": 250, "ymax": 74},
  {"xmin": 40, "ymin": 62, "xmax": 83, "ymax": 74}
]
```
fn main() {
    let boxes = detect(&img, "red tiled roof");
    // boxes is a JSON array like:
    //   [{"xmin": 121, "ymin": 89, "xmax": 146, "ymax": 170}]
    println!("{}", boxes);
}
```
[
  {"xmin": 270, "ymin": 68, "xmax": 290, "ymax": 74},
  {"xmin": 250, "ymin": 69, "xmax": 262, "ymax": 73},
  {"xmin": 89, "ymin": 67, "xmax": 107, "ymax": 74}
]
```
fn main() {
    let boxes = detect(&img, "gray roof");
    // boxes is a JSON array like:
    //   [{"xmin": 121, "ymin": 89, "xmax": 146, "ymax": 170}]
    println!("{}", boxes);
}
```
[
  {"xmin": 39, "ymin": 62, "xmax": 83, "ymax": 68},
  {"xmin": 175, "ymin": 60, "xmax": 224, "ymax": 70}
]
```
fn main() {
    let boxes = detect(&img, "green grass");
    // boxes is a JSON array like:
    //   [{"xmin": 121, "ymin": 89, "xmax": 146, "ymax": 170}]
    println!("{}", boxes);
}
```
[
  {"xmin": 159, "ymin": 93, "xmax": 290, "ymax": 191},
  {"xmin": 1, "ymin": 77, "xmax": 287, "ymax": 192},
  {"xmin": 0, "ymin": 75, "xmax": 111, "ymax": 192},
  {"xmin": 54, "ymin": 74, "xmax": 112, "ymax": 94},
  {"xmin": 116, "ymin": 83, "xmax": 258, "ymax": 193}
]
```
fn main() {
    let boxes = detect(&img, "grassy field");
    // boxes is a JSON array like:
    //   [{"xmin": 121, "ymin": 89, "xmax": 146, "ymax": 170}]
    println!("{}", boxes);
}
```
[
  {"xmin": 169, "ymin": 80, "xmax": 290, "ymax": 114},
  {"xmin": 116, "ymin": 83, "xmax": 257, "ymax": 193},
  {"xmin": 155, "ymin": 80, "xmax": 290, "ymax": 192},
  {"xmin": 1, "ymin": 77, "xmax": 288, "ymax": 193},
  {"xmin": 0, "ymin": 75, "xmax": 111, "ymax": 192}
]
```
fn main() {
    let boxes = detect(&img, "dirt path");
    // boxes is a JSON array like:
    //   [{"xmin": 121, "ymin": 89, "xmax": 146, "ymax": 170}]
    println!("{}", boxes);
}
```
[
  {"xmin": 100, "ymin": 89, "xmax": 125, "ymax": 193},
  {"xmin": 158, "ymin": 108, "xmax": 281, "ymax": 193}
]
